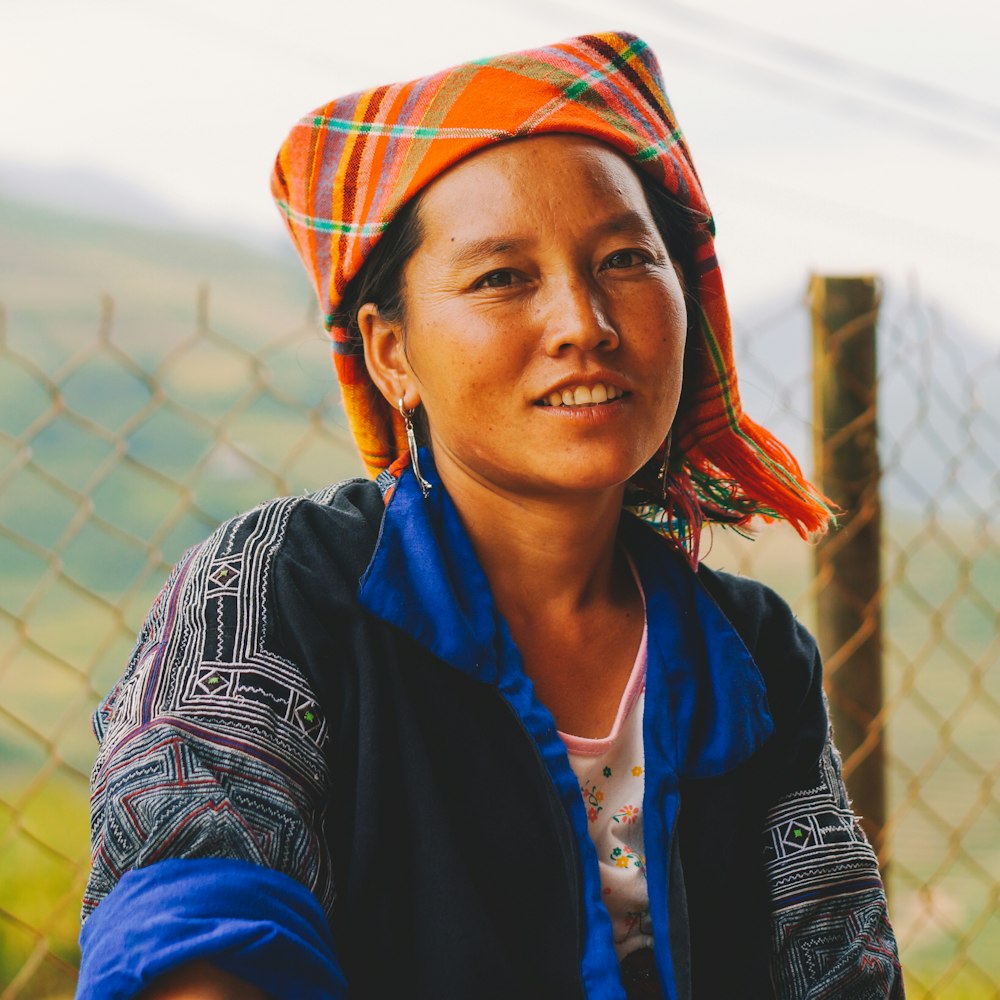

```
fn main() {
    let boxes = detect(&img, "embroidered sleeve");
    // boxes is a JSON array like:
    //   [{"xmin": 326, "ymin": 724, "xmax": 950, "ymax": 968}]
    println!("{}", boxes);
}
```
[
  {"xmin": 83, "ymin": 496, "xmax": 335, "ymax": 923},
  {"xmin": 764, "ymin": 737, "xmax": 904, "ymax": 998}
]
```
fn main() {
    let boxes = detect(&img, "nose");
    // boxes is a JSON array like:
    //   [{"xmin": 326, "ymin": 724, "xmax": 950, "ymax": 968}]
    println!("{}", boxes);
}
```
[{"xmin": 540, "ymin": 276, "xmax": 619, "ymax": 356}]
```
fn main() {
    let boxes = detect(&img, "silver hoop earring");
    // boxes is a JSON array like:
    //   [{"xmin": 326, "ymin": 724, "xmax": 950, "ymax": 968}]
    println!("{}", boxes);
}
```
[
  {"xmin": 658, "ymin": 430, "xmax": 673, "ymax": 502},
  {"xmin": 398, "ymin": 398, "xmax": 432, "ymax": 499}
]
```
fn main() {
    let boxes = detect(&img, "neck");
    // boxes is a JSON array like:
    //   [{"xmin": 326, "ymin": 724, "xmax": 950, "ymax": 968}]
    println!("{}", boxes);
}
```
[{"xmin": 434, "ymin": 457, "xmax": 630, "ymax": 625}]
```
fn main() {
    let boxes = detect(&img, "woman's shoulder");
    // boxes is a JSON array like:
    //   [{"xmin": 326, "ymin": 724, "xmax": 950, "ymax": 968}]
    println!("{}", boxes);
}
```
[
  {"xmin": 104, "ymin": 477, "xmax": 388, "ymax": 715},
  {"xmin": 695, "ymin": 563, "xmax": 816, "ymax": 661},
  {"xmin": 210, "ymin": 476, "xmax": 386, "ymax": 563},
  {"xmin": 695, "ymin": 562, "xmax": 826, "ymax": 749},
  {"xmin": 93, "ymin": 478, "xmax": 384, "ymax": 742},
  {"xmin": 174, "ymin": 477, "xmax": 388, "ymax": 600}
]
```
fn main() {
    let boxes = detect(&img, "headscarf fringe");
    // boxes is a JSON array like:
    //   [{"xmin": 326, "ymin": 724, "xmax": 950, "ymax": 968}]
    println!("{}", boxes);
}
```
[
  {"xmin": 629, "ymin": 415, "xmax": 834, "ymax": 568},
  {"xmin": 693, "ymin": 414, "xmax": 836, "ymax": 538}
]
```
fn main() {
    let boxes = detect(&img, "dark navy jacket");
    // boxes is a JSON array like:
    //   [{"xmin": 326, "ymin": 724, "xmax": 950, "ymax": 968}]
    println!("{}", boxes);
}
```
[{"xmin": 78, "ymin": 459, "xmax": 903, "ymax": 999}]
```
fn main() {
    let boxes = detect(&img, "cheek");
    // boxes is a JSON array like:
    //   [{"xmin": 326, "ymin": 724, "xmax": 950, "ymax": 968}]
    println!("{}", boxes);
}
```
[
  {"xmin": 635, "ymin": 285, "xmax": 687, "ymax": 360},
  {"xmin": 402, "ymin": 319, "xmax": 505, "ymax": 435},
  {"xmin": 642, "ymin": 290, "xmax": 687, "ymax": 424},
  {"xmin": 662, "ymin": 282, "xmax": 688, "ymax": 355}
]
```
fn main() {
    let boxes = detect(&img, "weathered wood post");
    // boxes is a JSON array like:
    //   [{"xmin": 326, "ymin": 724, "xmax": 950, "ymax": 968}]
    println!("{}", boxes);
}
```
[{"xmin": 809, "ymin": 275, "xmax": 887, "ymax": 860}]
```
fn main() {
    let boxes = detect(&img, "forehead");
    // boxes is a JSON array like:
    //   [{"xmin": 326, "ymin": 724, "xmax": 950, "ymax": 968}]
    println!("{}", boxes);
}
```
[{"xmin": 414, "ymin": 134, "xmax": 652, "ymax": 238}]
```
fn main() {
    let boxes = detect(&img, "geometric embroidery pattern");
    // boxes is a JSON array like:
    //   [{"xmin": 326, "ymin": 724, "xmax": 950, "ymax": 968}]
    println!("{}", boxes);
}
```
[
  {"xmin": 83, "ymin": 486, "xmax": 344, "ymax": 923},
  {"xmin": 765, "ymin": 740, "xmax": 883, "ymax": 909},
  {"xmin": 764, "ymin": 739, "xmax": 905, "ymax": 997}
]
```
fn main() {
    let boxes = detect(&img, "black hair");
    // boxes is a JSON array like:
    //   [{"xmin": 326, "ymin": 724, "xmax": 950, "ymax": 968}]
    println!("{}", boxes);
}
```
[
  {"xmin": 330, "ymin": 195, "xmax": 426, "ymax": 352},
  {"xmin": 634, "ymin": 169, "xmax": 713, "ymax": 466},
  {"xmin": 636, "ymin": 170, "xmax": 710, "ymax": 295}
]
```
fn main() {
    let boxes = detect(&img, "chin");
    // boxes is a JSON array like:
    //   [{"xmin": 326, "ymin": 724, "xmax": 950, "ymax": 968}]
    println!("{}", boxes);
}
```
[
  {"xmin": 445, "ymin": 441, "xmax": 648, "ymax": 499},
  {"xmin": 526, "ymin": 458, "xmax": 644, "ymax": 498}
]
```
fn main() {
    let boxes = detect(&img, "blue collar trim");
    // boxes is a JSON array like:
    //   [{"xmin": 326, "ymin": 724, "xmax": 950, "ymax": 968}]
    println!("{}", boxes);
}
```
[{"xmin": 360, "ymin": 451, "xmax": 502, "ymax": 683}]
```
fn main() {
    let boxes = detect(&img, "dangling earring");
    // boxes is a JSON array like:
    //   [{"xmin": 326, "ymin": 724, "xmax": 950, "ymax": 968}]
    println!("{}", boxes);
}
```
[
  {"xmin": 398, "ymin": 398, "xmax": 432, "ymax": 499},
  {"xmin": 658, "ymin": 430, "xmax": 673, "ymax": 502}
]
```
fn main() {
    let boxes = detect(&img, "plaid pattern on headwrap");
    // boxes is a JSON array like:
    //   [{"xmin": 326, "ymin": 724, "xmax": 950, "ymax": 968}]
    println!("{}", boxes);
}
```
[{"xmin": 271, "ymin": 31, "xmax": 832, "ymax": 547}]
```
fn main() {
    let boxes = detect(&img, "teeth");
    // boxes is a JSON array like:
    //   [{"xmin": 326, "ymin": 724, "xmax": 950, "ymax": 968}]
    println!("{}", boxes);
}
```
[{"xmin": 541, "ymin": 382, "xmax": 623, "ymax": 407}]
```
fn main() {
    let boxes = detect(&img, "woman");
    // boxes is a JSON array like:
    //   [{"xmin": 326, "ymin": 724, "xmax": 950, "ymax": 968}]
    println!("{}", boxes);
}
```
[{"xmin": 77, "ymin": 31, "xmax": 904, "ymax": 1000}]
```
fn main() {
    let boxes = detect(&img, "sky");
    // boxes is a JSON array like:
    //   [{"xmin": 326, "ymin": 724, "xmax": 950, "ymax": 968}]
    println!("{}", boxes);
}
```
[{"xmin": 3, "ymin": 0, "xmax": 999, "ymax": 342}]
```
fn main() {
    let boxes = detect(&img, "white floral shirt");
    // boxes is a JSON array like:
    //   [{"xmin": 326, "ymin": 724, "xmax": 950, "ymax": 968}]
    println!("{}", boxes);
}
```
[{"xmin": 560, "ymin": 618, "xmax": 651, "ymax": 960}]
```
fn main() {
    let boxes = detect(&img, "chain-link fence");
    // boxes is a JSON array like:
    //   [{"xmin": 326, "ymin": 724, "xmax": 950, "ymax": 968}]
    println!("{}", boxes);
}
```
[
  {"xmin": 710, "ymin": 282, "xmax": 1000, "ymax": 998},
  {"xmin": 1, "ymin": 283, "xmax": 997, "ymax": 998}
]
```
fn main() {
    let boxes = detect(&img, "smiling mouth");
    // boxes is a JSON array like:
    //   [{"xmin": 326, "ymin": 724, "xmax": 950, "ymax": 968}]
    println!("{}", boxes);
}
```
[{"xmin": 536, "ymin": 382, "xmax": 628, "ymax": 407}]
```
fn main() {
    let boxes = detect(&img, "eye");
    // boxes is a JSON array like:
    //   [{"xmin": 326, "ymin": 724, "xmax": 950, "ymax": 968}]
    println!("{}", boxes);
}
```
[
  {"xmin": 602, "ymin": 249, "xmax": 651, "ymax": 270},
  {"xmin": 474, "ymin": 269, "xmax": 517, "ymax": 290}
]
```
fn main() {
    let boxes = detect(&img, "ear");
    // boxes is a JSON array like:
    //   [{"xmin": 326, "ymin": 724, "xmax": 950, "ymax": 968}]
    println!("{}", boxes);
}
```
[{"xmin": 358, "ymin": 303, "xmax": 418, "ymax": 408}]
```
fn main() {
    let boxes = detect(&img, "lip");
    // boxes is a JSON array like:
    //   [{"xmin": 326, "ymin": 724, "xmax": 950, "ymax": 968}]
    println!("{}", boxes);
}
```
[{"xmin": 533, "ymin": 371, "xmax": 632, "ymax": 406}]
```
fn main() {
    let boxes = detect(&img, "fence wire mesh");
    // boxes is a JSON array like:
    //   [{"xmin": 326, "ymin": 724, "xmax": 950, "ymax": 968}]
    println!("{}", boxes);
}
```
[{"xmin": 0, "ymin": 283, "xmax": 997, "ymax": 998}]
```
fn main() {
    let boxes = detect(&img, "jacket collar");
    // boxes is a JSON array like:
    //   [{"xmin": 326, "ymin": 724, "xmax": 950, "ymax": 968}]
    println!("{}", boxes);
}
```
[{"xmin": 358, "ymin": 452, "xmax": 774, "ymax": 778}]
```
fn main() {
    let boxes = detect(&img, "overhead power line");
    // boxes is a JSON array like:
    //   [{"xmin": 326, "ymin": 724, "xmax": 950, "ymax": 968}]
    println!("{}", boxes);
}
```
[
  {"xmin": 702, "ymin": 161, "xmax": 999, "ymax": 264},
  {"xmin": 530, "ymin": 0, "xmax": 1000, "ymax": 157},
  {"xmin": 664, "ymin": 1, "xmax": 1000, "ymax": 137}
]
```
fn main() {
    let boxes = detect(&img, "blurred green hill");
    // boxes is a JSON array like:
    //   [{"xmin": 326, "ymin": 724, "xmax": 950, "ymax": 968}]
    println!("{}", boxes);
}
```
[{"xmin": 0, "ymin": 193, "xmax": 315, "ymax": 370}]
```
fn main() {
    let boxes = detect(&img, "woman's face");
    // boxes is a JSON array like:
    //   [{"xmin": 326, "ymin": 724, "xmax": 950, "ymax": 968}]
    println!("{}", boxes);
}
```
[{"xmin": 364, "ymin": 134, "xmax": 688, "ymax": 502}]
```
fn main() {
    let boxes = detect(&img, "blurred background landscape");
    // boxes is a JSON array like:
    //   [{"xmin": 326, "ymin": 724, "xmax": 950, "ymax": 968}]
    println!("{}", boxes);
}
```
[{"xmin": 2, "ymin": 0, "xmax": 999, "ymax": 996}]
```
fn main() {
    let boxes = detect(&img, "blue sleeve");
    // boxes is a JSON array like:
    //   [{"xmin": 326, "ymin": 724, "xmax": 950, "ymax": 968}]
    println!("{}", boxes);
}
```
[{"xmin": 77, "ymin": 858, "xmax": 347, "ymax": 999}]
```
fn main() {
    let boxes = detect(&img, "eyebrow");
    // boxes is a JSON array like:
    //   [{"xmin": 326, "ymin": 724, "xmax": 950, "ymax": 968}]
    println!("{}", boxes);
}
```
[
  {"xmin": 593, "ymin": 209, "xmax": 657, "ymax": 236},
  {"xmin": 448, "ymin": 238, "xmax": 528, "ymax": 269},
  {"xmin": 446, "ymin": 210, "xmax": 658, "ymax": 268}
]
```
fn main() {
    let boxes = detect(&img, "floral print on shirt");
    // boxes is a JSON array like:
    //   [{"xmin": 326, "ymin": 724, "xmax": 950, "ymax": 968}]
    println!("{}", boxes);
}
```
[
  {"xmin": 612, "ymin": 804, "xmax": 640, "ymax": 825},
  {"xmin": 563, "ymin": 684, "xmax": 653, "ymax": 959},
  {"xmin": 611, "ymin": 845, "xmax": 645, "ymax": 870},
  {"xmin": 581, "ymin": 781, "xmax": 605, "ymax": 823}
]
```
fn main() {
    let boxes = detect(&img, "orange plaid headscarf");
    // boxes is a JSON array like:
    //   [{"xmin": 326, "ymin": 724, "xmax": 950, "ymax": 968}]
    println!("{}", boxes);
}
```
[{"xmin": 271, "ymin": 31, "xmax": 832, "ymax": 544}]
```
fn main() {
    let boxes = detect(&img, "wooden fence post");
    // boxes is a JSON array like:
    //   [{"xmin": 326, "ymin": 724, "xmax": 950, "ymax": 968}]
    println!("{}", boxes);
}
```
[{"xmin": 809, "ymin": 275, "xmax": 887, "ymax": 858}]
